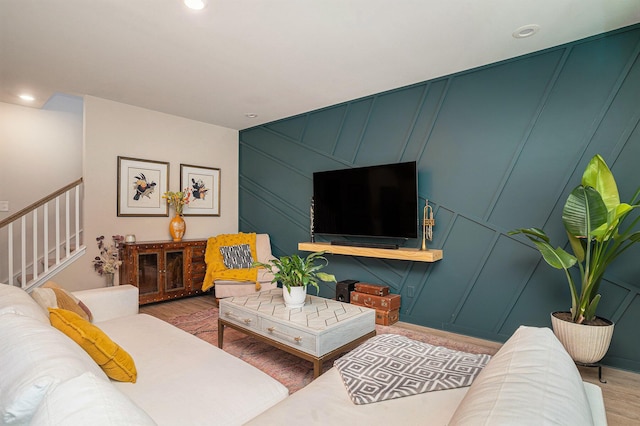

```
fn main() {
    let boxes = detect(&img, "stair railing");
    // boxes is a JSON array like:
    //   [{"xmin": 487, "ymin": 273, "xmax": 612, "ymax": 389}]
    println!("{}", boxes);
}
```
[{"xmin": 0, "ymin": 178, "xmax": 85, "ymax": 290}]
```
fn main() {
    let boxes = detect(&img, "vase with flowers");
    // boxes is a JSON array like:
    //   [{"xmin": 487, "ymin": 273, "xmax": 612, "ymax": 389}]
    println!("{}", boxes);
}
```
[
  {"xmin": 92, "ymin": 235, "xmax": 124, "ymax": 286},
  {"xmin": 163, "ymin": 189, "xmax": 191, "ymax": 241}
]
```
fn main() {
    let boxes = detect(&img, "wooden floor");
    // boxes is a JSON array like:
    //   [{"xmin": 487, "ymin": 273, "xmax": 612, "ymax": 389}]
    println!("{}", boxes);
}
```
[{"xmin": 141, "ymin": 294, "xmax": 640, "ymax": 425}]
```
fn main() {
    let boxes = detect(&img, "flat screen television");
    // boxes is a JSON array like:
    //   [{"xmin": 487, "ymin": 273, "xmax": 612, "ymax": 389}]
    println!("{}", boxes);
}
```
[{"xmin": 312, "ymin": 161, "xmax": 418, "ymax": 243}]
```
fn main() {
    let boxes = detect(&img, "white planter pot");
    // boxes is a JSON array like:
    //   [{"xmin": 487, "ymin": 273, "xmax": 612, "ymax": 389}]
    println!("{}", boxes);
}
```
[
  {"xmin": 550, "ymin": 312, "xmax": 614, "ymax": 364},
  {"xmin": 283, "ymin": 286, "xmax": 307, "ymax": 308}
]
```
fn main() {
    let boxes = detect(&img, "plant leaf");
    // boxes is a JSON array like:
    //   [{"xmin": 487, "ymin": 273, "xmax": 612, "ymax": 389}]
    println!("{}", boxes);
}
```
[
  {"xmin": 581, "ymin": 154, "xmax": 620, "ymax": 211},
  {"xmin": 566, "ymin": 231, "xmax": 585, "ymax": 263},
  {"xmin": 562, "ymin": 186, "xmax": 608, "ymax": 239},
  {"xmin": 530, "ymin": 239, "xmax": 577, "ymax": 270},
  {"xmin": 316, "ymin": 272, "xmax": 336, "ymax": 283},
  {"xmin": 508, "ymin": 227, "xmax": 550, "ymax": 242},
  {"xmin": 583, "ymin": 293, "xmax": 601, "ymax": 322}
]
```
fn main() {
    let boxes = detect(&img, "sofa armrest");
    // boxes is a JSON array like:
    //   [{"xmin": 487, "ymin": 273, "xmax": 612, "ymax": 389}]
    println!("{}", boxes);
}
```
[{"xmin": 72, "ymin": 285, "xmax": 139, "ymax": 323}]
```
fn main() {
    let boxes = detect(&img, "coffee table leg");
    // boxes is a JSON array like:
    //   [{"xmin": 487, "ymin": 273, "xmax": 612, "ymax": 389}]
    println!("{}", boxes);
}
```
[
  {"xmin": 313, "ymin": 360, "xmax": 322, "ymax": 379},
  {"xmin": 218, "ymin": 318, "xmax": 224, "ymax": 349}
]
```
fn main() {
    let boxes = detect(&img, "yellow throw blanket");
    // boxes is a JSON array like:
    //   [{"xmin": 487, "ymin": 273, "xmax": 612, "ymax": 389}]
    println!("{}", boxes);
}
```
[{"xmin": 202, "ymin": 232, "xmax": 261, "ymax": 292}]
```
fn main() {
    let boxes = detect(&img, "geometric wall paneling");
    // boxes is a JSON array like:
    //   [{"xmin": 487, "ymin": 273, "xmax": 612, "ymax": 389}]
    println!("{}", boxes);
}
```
[
  {"xmin": 242, "ymin": 127, "xmax": 343, "ymax": 174},
  {"xmin": 239, "ymin": 24, "xmax": 640, "ymax": 372},
  {"xmin": 408, "ymin": 216, "xmax": 495, "ymax": 327},
  {"xmin": 452, "ymin": 234, "xmax": 538, "ymax": 333},
  {"xmin": 352, "ymin": 85, "xmax": 426, "ymax": 165},
  {"xmin": 239, "ymin": 145, "xmax": 312, "ymax": 219},
  {"xmin": 302, "ymin": 105, "xmax": 349, "ymax": 153},
  {"xmin": 264, "ymin": 115, "xmax": 307, "ymax": 141},
  {"xmin": 595, "ymin": 279, "xmax": 634, "ymax": 323},
  {"xmin": 497, "ymin": 264, "xmax": 568, "ymax": 337},
  {"xmin": 397, "ymin": 260, "xmax": 437, "ymax": 312},
  {"xmin": 402, "ymin": 80, "xmax": 449, "ymax": 163},
  {"xmin": 607, "ymin": 244, "xmax": 640, "ymax": 288},
  {"xmin": 334, "ymin": 98, "xmax": 375, "ymax": 161},
  {"xmin": 239, "ymin": 181, "xmax": 309, "ymax": 249},
  {"xmin": 419, "ymin": 52, "xmax": 564, "ymax": 222},
  {"xmin": 605, "ymin": 294, "xmax": 640, "ymax": 371}
]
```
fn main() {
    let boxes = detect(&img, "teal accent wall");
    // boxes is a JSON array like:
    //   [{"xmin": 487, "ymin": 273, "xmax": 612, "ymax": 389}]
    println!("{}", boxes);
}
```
[{"xmin": 239, "ymin": 24, "xmax": 640, "ymax": 372}]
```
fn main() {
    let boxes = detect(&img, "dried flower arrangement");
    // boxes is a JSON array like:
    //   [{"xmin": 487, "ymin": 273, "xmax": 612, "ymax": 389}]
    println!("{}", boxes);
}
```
[
  {"xmin": 163, "ymin": 189, "xmax": 191, "ymax": 215},
  {"xmin": 93, "ymin": 235, "xmax": 124, "ymax": 275}
]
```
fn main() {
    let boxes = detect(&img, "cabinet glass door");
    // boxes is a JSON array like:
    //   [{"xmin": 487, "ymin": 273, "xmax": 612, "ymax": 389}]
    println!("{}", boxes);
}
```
[
  {"xmin": 165, "ymin": 250, "xmax": 185, "ymax": 292},
  {"xmin": 138, "ymin": 252, "xmax": 159, "ymax": 296}
]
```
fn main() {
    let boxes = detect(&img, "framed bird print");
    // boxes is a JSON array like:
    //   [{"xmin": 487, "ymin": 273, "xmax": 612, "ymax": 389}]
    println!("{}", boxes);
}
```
[
  {"xmin": 117, "ymin": 156, "xmax": 169, "ymax": 217},
  {"xmin": 180, "ymin": 164, "xmax": 221, "ymax": 216}
]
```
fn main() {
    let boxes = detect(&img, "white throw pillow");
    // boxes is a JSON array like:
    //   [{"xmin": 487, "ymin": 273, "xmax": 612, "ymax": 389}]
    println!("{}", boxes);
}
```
[
  {"xmin": 0, "ymin": 313, "xmax": 106, "ymax": 424},
  {"xmin": 449, "ymin": 326, "xmax": 594, "ymax": 426},
  {"xmin": 0, "ymin": 283, "xmax": 49, "ymax": 323},
  {"xmin": 31, "ymin": 372, "xmax": 157, "ymax": 425}
]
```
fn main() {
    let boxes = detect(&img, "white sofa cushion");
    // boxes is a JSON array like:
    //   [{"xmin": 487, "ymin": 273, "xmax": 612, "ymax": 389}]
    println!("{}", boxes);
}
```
[
  {"xmin": 246, "ymin": 367, "xmax": 469, "ymax": 426},
  {"xmin": 98, "ymin": 313, "xmax": 289, "ymax": 426},
  {"xmin": 0, "ymin": 283, "xmax": 49, "ymax": 324},
  {"xmin": 0, "ymin": 313, "xmax": 107, "ymax": 424},
  {"xmin": 31, "ymin": 372, "xmax": 156, "ymax": 425},
  {"xmin": 449, "ymin": 326, "xmax": 594, "ymax": 425}
]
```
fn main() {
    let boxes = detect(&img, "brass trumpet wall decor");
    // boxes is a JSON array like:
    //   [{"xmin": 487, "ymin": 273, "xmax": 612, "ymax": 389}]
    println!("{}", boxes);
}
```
[{"xmin": 421, "ymin": 200, "xmax": 435, "ymax": 251}]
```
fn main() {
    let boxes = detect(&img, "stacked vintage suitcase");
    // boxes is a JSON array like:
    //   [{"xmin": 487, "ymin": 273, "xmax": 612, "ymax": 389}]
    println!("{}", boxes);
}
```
[{"xmin": 350, "ymin": 283, "xmax": 400, "ymax": 325}]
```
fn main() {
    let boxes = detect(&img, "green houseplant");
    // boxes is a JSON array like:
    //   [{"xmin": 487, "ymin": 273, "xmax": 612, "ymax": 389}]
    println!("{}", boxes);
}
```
[
  {"xmin": 510, "ymin": 154, "xmax": 640, "ymax": 363},
  {"xmin": 253, "ymin": 251, "xmax": 336, "ymax": 308}
]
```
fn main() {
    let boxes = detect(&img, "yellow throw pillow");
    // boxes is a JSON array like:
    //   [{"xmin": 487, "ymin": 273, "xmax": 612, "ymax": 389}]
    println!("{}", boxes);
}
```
[{"xmin": 48, "ymin": 308, "xmax": 137, "ymax": 383}]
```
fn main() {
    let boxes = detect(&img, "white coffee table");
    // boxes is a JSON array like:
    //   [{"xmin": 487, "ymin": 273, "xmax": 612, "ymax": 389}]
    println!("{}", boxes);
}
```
[{"xmin": 218, "ymin": 288, "xmax": 376, "ymax": 378}]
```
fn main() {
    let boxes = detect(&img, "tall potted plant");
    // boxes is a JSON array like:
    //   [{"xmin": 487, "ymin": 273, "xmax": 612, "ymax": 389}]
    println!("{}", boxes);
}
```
[
  {"xmin": 510, "ymin": 154, "xmax": 640, "ymax": 363},
  {"xmin": 254, "ymin": 251, "xmax": 336, "ymax": 308}
]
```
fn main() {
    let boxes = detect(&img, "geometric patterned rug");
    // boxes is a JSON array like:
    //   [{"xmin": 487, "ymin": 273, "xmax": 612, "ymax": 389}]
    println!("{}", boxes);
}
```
[
  {"xmin": 335, "ymin": 334, "xmax": 491, "ymax": 404},
  {"xmin": 166, "ymin": 306, "xmax": 498, "ymax": 394}
]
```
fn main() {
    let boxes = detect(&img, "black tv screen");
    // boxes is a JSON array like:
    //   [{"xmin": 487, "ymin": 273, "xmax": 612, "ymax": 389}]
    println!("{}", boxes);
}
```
[{"xmin": 313, "ymin": 161, "xmax": 418, "ymax": 240}]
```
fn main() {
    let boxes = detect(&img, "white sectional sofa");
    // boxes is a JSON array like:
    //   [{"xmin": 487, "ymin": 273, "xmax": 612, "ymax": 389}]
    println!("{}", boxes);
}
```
[
  {"xmin": 0, "ymin": 283, "xmax": 288, "ymax": 425},
  {"xmin": 248, "ymin": 326, "xmax": 608, "ymax": 425},
  {"xmin": 1, "ymin": 280, "xmax": 608, "ymax": 425}
]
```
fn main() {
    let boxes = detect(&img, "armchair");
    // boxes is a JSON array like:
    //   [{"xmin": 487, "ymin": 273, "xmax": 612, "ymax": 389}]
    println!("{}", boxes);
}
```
[{"xmin": 207, "ymin": 233, "xmax": 279, "ymax": 300}]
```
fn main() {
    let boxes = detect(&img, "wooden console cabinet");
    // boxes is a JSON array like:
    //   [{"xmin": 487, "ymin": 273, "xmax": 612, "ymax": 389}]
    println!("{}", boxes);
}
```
[{"xmin": 119, "ymin": 239, "xmax": 207, "ymax": 305}]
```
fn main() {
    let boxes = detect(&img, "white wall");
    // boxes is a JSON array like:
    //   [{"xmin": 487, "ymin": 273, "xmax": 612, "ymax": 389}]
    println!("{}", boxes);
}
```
[
  {"xmin": 0, "ymin": 97, "xmax": 83, "ymax": 284},
  {"xmin": 53, "ymin": 96, "xmax": 239, "ymax": 290},
  {"xmin": 0, "ymin": 97, "xmax": 83, "ymax": 219}
]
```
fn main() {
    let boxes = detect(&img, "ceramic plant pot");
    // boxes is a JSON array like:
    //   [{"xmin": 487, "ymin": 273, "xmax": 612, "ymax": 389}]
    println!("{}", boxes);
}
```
[
  {"xmin": 169, "ymin": 215, "xmax": 186, "ymax": 242},
  {"xmin": 551, "ymin": 312, "xmax": 614, "ymax": 364},
  {"xmin": 283, "ymin": 285, "xmax": 307, "ymax": 309}
]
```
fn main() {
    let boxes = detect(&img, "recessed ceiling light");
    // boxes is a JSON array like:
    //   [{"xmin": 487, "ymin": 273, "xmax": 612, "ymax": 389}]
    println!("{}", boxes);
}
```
[
  {"xmin": 245, "ymin": 113, "xmax": 258, "ymax": 118},
  {"xmin": 184, "ymin": 0, "xmax": 206, "ymax": 10},
  {"xmin": 513, "ymin": 24, "xmax": 540, "ymax": 39},
  {"xmin": 18, "ymin": 94, "xmax": 35, "ymax": 102}
]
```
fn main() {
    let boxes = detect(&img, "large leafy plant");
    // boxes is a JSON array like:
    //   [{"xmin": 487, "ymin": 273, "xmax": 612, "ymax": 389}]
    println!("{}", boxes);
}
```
[
  {"xmin": 510, "ymin": 155, "xmax": 640, "ymax": 324},
  {"xmin": 253, "ymin": 251, "xmax": 336, "ymax": 295}
]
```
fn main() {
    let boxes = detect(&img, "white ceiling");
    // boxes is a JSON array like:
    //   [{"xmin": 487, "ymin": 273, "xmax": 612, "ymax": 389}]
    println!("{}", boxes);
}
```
[{"xmin": 1, "ymin": 0, "xmax": 639, "ymax": 130}]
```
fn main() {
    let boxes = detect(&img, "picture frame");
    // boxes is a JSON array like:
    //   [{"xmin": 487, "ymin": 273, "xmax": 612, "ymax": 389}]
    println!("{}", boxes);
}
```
[
  {"xmin": 180, "ymin": 164, "xmax": 221, "ymax": 216},
  {"xmin": 117, "ymin": 156, "xmax": 169, "ymax": 217}
]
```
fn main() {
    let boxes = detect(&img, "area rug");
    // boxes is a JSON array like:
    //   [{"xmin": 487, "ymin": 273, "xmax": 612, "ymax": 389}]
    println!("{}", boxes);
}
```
[{"xmin": 166, "ymin": 307, "xmax": 498, "ymax": 394}]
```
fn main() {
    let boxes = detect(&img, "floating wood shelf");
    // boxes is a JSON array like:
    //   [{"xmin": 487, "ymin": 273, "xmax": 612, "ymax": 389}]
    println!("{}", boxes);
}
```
[{"xmin": 298, "ymin": 242, "xmax": 443, "ymax": 262}]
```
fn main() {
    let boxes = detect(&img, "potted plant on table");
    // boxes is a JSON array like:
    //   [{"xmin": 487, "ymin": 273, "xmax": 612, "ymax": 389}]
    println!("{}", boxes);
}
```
[
  {"xmin": 510, "ymin": 154, "xmax": 640, "ymax": 364},
  {"xmin": 253, "ymin": 251, "xmax": 337, "ymax": 308}
]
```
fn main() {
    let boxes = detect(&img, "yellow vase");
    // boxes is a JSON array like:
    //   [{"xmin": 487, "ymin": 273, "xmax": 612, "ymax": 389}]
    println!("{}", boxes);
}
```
[{"xmin": 169, "ymin": 215, "xmax": 186, "ymax": 242}]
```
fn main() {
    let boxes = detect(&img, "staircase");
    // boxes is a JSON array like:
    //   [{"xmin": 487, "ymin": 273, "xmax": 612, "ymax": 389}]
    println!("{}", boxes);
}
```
[{"xmin": 0, "ymin": 179, "xmax": 85, "ymax": 291}]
